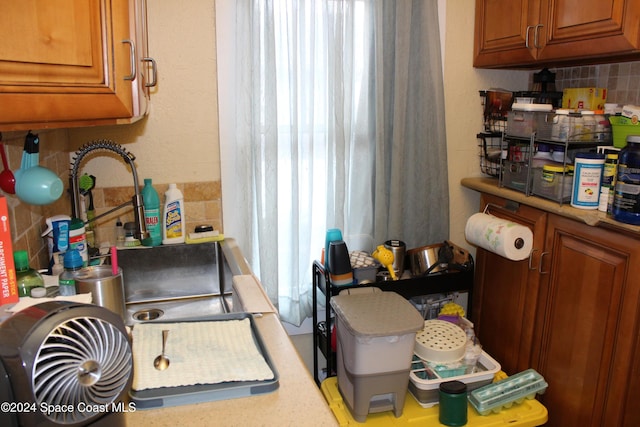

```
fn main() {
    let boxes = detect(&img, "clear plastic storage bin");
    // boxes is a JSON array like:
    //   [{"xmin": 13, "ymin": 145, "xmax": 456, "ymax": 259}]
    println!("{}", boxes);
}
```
[
  {"xmin": 530, "ymin": 165, "xmax": 574, "ymax": 202},
  {"xmin": 408, "ymin": 351, "xmax": 501, "ymax": 408}
]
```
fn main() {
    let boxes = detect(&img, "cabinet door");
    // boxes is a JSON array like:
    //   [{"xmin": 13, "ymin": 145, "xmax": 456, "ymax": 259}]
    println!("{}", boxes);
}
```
[
  {"xmin": 532, "ymin": 214, "xmax": 640, "ymax": 427},
  {"xmin": 0, "ymin": 0, "xmax": 141, "ymax": 131},
  {"xmin": 473, "ymin": 0, "xmax": 541, "ymax": 67},
  {"xmin": 472, "ymin": 194, "xmax": 547, "ymax": 375},
  {"xmin": 538, "ymin": 0, "xmax": 640, "ymax": 61},
  {"xmin": 128, "ymin": 0, "xmax": 153, "ymax": 118}
]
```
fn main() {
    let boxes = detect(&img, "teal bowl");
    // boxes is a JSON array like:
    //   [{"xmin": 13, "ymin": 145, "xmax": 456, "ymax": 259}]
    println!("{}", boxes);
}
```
[{"xmin": 15, "ymin": 166, "xmax": 64, "ymax": 205}]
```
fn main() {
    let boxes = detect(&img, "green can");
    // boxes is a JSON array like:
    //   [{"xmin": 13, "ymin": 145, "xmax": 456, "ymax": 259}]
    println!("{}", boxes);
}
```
[{"xmin": 439, "ymin": 380, "xmax": 468, "ymax": 426}]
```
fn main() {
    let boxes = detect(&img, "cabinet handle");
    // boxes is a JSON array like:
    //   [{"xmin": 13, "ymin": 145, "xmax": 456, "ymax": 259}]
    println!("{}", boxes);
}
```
[
  {"xmin": 534, "ymin": 24, "xmax": 544, "ymax": 49},
  {"xmin": 142, "ymin": 57, "xmax": 158, "ymax": 88},
  {"xmin": 538, "ymin": 251, "xmax": 550, "ymax": 274},
  {"xmin": 528, "ymin": 248, "xmax": 540, "ymax": 271},
  {"xmin": 525, "ymin": 25, "xmax": 534, "ymax": 49},
  {"xmin": 122, "ymin": 40, "xmax": 137, "ymax": 81}
]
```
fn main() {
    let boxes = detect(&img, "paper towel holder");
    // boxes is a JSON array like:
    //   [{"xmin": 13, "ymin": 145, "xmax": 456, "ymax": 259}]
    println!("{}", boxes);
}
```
[
  {"xmin": 483, "ymin": 201, "xmax": 519, "ymax": 214},
  {"xmin": 481, "ymin": 204, "xmax": 525, "ymax": 249}
]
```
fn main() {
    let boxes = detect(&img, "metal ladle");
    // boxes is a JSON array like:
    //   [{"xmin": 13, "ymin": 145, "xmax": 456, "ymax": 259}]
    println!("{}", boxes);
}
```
[{"xmin": 153, "ymin": 330, "xmax": 170, "ymax": 370}]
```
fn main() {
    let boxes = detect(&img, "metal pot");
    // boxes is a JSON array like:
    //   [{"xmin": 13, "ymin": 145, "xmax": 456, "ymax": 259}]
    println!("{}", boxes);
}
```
[{"xmin": 407, "ymin": 243, "xmax": 446, "ymax": 276}]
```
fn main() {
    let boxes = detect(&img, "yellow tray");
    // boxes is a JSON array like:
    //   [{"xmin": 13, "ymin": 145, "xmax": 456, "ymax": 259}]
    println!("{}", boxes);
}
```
[{"xmin": 321, "ymin": 377, "xmax": 548, "ymax": 427}]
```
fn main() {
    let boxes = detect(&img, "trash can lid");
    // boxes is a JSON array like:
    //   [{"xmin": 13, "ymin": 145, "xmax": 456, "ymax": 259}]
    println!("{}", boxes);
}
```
[{"xmin": 330, "ymin": 291, "xmax": 424, "ymax": 337}]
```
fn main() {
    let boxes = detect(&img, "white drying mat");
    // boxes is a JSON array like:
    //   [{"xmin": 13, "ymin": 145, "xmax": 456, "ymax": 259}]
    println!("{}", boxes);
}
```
[{"xmin": 131, "ymin": 319, "xmax": 275, "ymax": 391}]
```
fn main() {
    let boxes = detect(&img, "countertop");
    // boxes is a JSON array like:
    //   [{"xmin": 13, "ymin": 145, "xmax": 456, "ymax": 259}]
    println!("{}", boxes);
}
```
[
  {"xmin": 125, "ymin": 299, "xmax": 337, "ymax": 426},
  {"xmin": 461, "ymin": 177, "xmax": 640, "ymax": 238},
  {"xmin": 0, "ymin": 272, "xmax": 337, "ymax": 426}
]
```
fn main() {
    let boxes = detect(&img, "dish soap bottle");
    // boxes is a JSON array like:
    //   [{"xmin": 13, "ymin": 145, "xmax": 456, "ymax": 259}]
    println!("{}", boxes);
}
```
[
  {"xmin": 141, "ymin": 178, "xmax": 162, "ymax": 246},
  {"xmin": 162, "ymin": 183, "xmax": 185, "ymax": 244},
  {"xmin": 14, "ymin": 250, "xmax": 44, "ymax": 297}
]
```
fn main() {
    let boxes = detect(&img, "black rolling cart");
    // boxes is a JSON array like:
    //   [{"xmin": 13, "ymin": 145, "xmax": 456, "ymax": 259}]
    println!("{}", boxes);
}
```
[{"xmin": 311, "ymin": 258, "xmax": 475, "ymax": 386}]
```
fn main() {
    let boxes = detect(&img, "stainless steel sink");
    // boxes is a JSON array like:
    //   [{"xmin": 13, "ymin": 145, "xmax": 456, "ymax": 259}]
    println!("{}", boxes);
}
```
[{"xmin": 118, "ymin": 238, "xmax": 252, "ymax": 325}]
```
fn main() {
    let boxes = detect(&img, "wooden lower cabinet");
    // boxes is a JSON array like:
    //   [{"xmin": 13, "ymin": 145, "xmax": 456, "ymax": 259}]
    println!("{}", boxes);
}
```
[
  {"xmin": 472, "ymin": 194, "xmax": 547, "ymax": 375},
  {"xmin": 473, "ymin": 193, "xmax": 640, "ymax": 427}
]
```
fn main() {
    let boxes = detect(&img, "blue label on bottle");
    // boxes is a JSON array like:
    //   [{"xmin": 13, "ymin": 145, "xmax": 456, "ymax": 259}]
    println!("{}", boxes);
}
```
[
  {"xmin": 571, "ymin": 162, "xmax": 602, "ymax": 208},
  {"xmin": 614, "ymin": 163, "xmax": 640, "ymax": 217}
]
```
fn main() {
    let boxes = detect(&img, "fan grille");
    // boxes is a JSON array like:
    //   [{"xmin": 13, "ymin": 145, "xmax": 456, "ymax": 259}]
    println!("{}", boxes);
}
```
[{"xmin": 32, "ymin": 316, "xmax": 132, "ymax": 424}]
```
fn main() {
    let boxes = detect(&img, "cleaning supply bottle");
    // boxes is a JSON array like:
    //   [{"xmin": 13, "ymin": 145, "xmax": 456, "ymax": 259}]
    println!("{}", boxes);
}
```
[
  {"xmin": 162, "ymin": 183, "xmax": 185, "ymax": 244},
  {"xmin": 14, "ymin": 250, "xmax": 45, "ymax": 297},
  {"xmin": 70, "ymin": 217, "xmax": 89, "ymax": 266},
  {"xmin": 58, "ymin": 249, "xmax": 84, "ymax": 296},
  {"xmin": 41, "ymin": 214, "xmax": 71, "ymax": 274},
  {"xmin": 51, "ymin": 252, "xmax": 64, "ymax": 276},
  {"xmin": 141, "ymin": 178, "xmax": 162, "ymax": 246},
  {"xmin": 114, "ymin": 217, "xmax": 125, "ymax": 247}
]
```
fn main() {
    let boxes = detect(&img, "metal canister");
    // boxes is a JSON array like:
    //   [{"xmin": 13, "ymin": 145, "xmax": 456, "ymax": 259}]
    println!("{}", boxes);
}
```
[
  {"xmin": 384, "ymin": 240, "xmax": 406, "ymax": 277},
  {"xmin": 75, "ymin": 266, "xmax": 126, "ymax": 321}
]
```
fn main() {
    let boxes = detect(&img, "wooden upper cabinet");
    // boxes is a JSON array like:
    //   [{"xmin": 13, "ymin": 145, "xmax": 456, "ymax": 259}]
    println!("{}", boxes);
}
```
[
  {"xmin": 0, "ymin": 0, "xmax": 153, "ymax": 131},
  {"xmin": 474, "ymin": 0, "xmax": 640, "ymax": 68},
  {"xmin": 539, "ymin": 0, "xmax": 640, "ymax": 61},
  {"xmin": 474, "ymin": 0, "xmax": 541, "ymax": 68}
]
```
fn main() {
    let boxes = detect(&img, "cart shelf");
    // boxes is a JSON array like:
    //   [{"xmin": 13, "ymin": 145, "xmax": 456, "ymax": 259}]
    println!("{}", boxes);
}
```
[{"xmin": 312, "ymin": 259, "xmax": 474, "ymax": 386}]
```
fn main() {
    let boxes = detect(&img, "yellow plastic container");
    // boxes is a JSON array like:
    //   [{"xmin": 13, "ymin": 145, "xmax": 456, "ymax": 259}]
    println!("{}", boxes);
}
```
[{"xmin": 321, "ymin": 376, "xmax": 548, "ymax": 426}]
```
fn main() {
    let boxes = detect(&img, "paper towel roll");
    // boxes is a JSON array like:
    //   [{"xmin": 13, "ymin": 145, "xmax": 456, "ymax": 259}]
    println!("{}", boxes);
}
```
[{"xmin": 465, "ymin": 213, "xmax": 533, "ymax": 261}]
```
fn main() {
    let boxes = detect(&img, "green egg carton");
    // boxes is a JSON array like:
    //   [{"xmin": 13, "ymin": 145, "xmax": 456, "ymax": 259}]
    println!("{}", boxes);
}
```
[{"xmin": 469, "ymin": 368, "xmax": 548, "ymax": 416}]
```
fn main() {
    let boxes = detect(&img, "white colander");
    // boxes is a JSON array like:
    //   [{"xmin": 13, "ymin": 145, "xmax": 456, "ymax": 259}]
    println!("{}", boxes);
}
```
[{"xmin": 414, "ymin": 319, "xmax": 467, "ymax": 363}]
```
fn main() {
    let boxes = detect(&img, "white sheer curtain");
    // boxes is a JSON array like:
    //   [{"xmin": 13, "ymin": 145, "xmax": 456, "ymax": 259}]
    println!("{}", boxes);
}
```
[{"xmin": 218, "ymin": 0, "xmax": 448, "ymax": 326}]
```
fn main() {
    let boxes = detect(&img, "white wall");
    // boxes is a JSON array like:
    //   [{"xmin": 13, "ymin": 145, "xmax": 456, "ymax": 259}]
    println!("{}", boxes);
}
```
[
  {"xmin": 442, "ymin": 2, "xmax": 529, "ymax": 252},
  {"xmin": 67, "ymin": 0, "xmax": 221, "ymax": 187}
]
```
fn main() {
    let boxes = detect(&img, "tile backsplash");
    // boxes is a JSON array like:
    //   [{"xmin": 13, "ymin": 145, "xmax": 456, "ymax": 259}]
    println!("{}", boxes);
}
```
[
  {"xmin": 89, "ymin": 181, "xmax": 222, "ymax": 251},
  {"xmin": 1, "ymin": 130, "xmax": 70, "ymax": 269},
  {"xmin": 548, "ymin": 61, "xmax": 640, "ymax": 106},
  {"xmin": 1, "ymin": 129, "xmax": 223, "ymax": 269}
]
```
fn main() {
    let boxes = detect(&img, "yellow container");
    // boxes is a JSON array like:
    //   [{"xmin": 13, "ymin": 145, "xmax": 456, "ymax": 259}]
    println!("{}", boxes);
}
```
[
  {"xmin": 321, "ymin": 376, "xmax": 548, "ymax": 426},
  {"xmin": 562, "ymin": 88, "xmax": 607, "ymax": 111}
]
